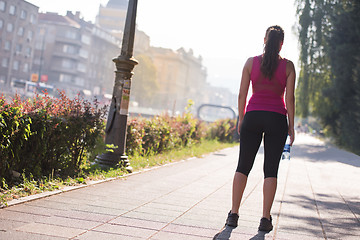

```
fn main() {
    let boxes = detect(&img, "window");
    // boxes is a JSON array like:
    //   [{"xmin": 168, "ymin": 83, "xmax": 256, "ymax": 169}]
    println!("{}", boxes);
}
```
[
  {"xmin": 15, "ymin": 44, "xmax": 22, "ymax": 53},
  {"xmin": 0, "ymin": 75, "xmax": 5, "ymax": 84},
  {"xmin": 62, "ymin": 59, "xmax": 74, "ymax": 69},
  {"xmin": 27, "ymin": 30, "xmax": 33, "ymax": 42},
  {"xmin": 77, "ymin": 63, "xmax": 86, "ymax": 73},
  {"xmin": 20, "ymin": 10, "xmax": 27, "ymax": 20},
  {"xmin": 4, "ymin": 41, "xmax": 11, "ymax": 50},
  {"xmin": 17, "ymin": 27, "xmax": 24, "ymax": 36},
  {"xmin": 0, "ymin": 19, "xmax": 3, "ymax": 29},
  {"xmin": 79, "ymin": 49, "xmax": 88, "ymax": 58},
  {"xmin": 66, "ymin": 31, "xmax": 77, "ymax": 39},
  {"xmin": 23, "ymin": 63, "xmax": 29, "ymax": 72},
  {"xmin": 35, "ymin": 41, "xmax": 42, "ymax": 50},
  {"xmin": 13, "ymin": 60, "xmax": 19, "ymax": 70},
  {"xmin": 30, "ymin": 14, "xmax": 36, "ymax": 24},
  {"xmin": 59, "ymin": 74, "xmax": 72, "ymax": 83},
  {"xmin": 74, "ymin": 77, "xmax": 85, "ymax": 86},
  {"xmin": 81, "ymin": 35, "xmax": 91, "ymax": 45},
  {"xmin": 63, "ymin": 45, "xmax": 77, "ymax": 54},
  {"xmin": 9, "ymin": 5, "xmax": 15, "ymax": 15},
  {"xmin": 25, "ymin": 47, "xmax": 31, "ymax": 56},
  {"xmin": 0, "ymin": 1, "xmax": 5, "ymax": 12},
  {"xmin": 6, "ymin": 23, "xmax": 13, "ymax": 32},
  {"xmin": 1, "ymin": 58, "xmax": 8, "ymax": 67}
]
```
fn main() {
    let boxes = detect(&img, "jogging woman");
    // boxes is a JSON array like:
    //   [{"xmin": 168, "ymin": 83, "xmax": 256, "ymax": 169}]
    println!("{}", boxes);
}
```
[{"xmin": 224, "ymin": 25, "xmax": 296, "ymax": 232}]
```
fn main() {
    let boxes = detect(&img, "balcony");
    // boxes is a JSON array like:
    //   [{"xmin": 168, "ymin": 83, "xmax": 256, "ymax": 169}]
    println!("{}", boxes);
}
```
[
  {"xmin": 55, "ymin": 37, "xmax": 82, "ymax": 46},
  {"xmin": 52, "ymin": 51, "xmax": 79, "ymax": 60}
]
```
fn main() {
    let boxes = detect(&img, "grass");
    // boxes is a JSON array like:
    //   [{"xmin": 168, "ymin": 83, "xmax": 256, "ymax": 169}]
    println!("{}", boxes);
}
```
[
  {"xmin": 130, "ymin": 139, "xmax": 237, "ymax": 171},
  {"xmin": 0, "ymin": 139, "xmax": 237, "ymax": 207},
  {"xmin": 0, "ymin": 174, "xmax": 80, "ymax": 207}
]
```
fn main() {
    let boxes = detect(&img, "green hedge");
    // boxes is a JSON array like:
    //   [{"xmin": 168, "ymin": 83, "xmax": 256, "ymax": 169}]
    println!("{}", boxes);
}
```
[
  {"xmin": 1, "ymin": 93, "xmax": 237, "ymax": 183},
  {"xmin": 126, "ymin": 113, "xmax": 207, "ymax": 156},
  {"xmin": 0, "ymin": 93, "xmax": 106, "ymax": 182}
]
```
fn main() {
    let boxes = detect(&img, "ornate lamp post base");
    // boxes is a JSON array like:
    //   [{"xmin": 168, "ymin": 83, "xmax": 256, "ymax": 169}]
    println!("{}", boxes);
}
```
[{"xmin": 96, "ymin": 153, "xmax": 133, "ymax": 172}]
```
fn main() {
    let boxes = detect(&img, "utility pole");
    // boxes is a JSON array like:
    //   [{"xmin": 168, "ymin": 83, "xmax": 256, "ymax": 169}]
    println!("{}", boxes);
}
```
[{"xmin": 96, "ymin": 0, "xmax": 138, "ymax": 171}]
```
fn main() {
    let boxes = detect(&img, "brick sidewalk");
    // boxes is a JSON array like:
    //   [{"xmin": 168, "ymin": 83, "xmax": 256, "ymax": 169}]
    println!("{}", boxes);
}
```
[{"xmin": 0, "ymin": 134, "xmax": 359, "ymax": 239}]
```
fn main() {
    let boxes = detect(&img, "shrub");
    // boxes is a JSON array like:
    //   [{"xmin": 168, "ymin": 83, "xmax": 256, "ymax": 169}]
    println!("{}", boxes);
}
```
[
  {"xmin": 1, "ymin": 91, "xmax": 237, "ymax": 183},
  {"xmin": 207, "ymin": 118, "xmax": 237, "ymax": 142},
  {"xmin": 126, "ymin": 113, "xmax": 206, "ymax": 157},
  {"xmin": 0, "ymin": 96, "xmax": 32, "ymax": 181},
  {"xmin": 0, "ymin": 92, "xmax": 106, "ymax": 182}
]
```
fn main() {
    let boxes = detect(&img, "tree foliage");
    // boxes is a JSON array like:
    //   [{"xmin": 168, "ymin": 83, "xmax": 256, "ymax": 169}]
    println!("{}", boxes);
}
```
[{"xmin": 295, "ymin": 0, "xmax": 360, "ymax": 154}]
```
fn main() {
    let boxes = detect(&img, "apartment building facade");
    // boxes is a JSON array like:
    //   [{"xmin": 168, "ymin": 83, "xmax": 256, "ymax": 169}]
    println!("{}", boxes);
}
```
[
  {"xmin": 32, "ymin": 11, "xmax": 121, "ymax": 98},
  {"xmin": 0, "ymin": 0, "xmax": 38, "ymax": 91}
]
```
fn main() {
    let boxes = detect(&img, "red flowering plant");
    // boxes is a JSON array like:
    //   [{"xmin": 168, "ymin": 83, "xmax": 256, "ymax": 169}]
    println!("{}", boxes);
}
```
[{"xmin": 0, "ymin": 91, "xmax": 107, "ymax": 182}]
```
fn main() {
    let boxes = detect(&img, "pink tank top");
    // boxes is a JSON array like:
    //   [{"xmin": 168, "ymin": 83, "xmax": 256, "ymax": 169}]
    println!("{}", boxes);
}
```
[{"xmin": 246, "ymin": 55, "xmax": 287, "ymax": 115}]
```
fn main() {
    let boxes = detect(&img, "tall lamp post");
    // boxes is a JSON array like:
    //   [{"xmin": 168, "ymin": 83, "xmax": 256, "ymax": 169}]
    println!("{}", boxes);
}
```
[{"xmin": 96, "ymin": 0, "xmax": 138, "ymax": 171}]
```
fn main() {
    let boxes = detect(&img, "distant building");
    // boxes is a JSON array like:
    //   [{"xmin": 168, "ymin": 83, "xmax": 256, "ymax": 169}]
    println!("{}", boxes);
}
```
[
  {"xmin": 67, "ymin": 11, "xmax": 121, "ymax": 96},
  {"xmin": 0, "ymin": 0, "xmax": 38, "ymax": 91},
  {"xmin": 134, "ymin": 29, "xmax": 150, "ymax": 56},
  {"xmin": 32, "ymin": 11, "xmax": 121, "ymax": 97},
  {"xmin": 148, "ymin": 47, "xmax": 207, "ymax": 112},
  {"xmin": 96, "ymin": 0, "xmax": 128, "ymax": 38},
  {"xmin": 177, "ymin": 48, "xmax": 208, "ymax": 109},
  {"xmin": 96, "ymin": 0, "xmax": 236, "ymax": 114}
]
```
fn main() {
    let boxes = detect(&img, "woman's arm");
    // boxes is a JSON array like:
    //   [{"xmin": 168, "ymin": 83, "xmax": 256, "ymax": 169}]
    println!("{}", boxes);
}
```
[
  {"xmin": 237, "ymin": 57, "xmax": 252, "ymax": 134},
  {"xmin": 285, "ymin": 60, "xmax": 296, "ymax": 145}
]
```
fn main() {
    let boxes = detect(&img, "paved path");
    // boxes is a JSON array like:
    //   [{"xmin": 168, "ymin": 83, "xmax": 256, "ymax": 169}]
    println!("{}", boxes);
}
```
[{"xmin": 0, "ymin": 134, "xmax": 359, "ymax": 239}]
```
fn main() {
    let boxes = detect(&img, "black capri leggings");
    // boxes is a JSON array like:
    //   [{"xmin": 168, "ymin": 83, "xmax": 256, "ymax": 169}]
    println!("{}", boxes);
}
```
[{"xmin": 236, "ymin": 111, "xmax": 288, "ymax": 178}]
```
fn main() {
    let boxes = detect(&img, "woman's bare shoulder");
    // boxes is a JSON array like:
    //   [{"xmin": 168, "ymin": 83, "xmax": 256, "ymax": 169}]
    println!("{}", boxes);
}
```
[
  {"xmin": 286, "ymin": 59, "xmax": 295, "ymax": 70},
  {"xmin": 286, "ymin": 59, "xmax": 295, "ymax": 76},
  {"xmin": 244, "ymin": 57, "xmax": 254, "ymax": 71}
]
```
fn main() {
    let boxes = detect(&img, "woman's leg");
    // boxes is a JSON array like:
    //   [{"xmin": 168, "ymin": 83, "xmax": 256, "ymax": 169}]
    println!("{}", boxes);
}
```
[
  {"xmin": 262, "ymin": 177, "xmax": 277, "ymax": 219},
  {"xmin": 233, "ymin": 111, "xmax": 263, "ymax": 214},
  {"xmin": 231, "ymin": 172, "xmax": 248, "ymax": 214},
  {"xmin": 262, "ymin": 112, "xmax": 288, "ymax": 219}
]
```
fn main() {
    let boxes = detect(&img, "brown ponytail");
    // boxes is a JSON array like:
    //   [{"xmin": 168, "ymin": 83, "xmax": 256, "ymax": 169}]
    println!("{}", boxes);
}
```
[{"xmin": 260, "ymin": 25, "xmax": 284, "ymax": 79}]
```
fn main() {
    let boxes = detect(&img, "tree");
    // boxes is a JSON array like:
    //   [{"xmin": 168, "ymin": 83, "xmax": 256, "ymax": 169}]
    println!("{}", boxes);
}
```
[
  {"xmin": 295, "ymin": 0, "xmax": 360, "ymax": 154},
  {"xmin": 327, "ymin": 1, "xmax": 360, "ymax": 152}
]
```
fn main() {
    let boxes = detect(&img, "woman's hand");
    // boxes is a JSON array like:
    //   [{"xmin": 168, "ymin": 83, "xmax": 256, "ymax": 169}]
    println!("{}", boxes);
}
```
[
  {"xmin": 288, "ymin": 127, "xmax": 295, "ymax": 146},
  {"xmin": 237, "ymin": 119, "xmax": 242, "ymax": 135}
]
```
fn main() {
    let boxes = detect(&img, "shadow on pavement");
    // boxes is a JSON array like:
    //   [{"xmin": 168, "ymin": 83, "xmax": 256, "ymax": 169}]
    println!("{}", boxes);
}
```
[
  {"xmin": 280, "ymin": 194, "xmax": 360, "ymax": 239},
  {"xmin": 213, "ymin": 225, "xmax": 234, "ymax": 240},
  {"xmin": 213, "ymin": 226, "xmax": 267, "ymax": 240},
  {"xmin": 249, "ymin": 231, "xmax": 266, "ymax": 239},
  {"xmin": 213, "ymin": 153, "xmax": 228, "ymax": 157},
  {"xmin": 292, "ymin": 144, "xmax": 360, "ymax": 168}
]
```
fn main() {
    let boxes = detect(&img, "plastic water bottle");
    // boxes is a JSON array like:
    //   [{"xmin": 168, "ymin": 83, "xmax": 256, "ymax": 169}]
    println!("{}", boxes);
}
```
[{"xmin": 282, "ymin": 137, "xmax": 291, "ymax": 160}]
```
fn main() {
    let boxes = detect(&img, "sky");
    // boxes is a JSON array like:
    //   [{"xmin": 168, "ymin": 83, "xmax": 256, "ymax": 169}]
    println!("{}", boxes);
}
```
[{"xmin": 27, "ymin": 0, "xmax": 300, "ymax": 94}]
